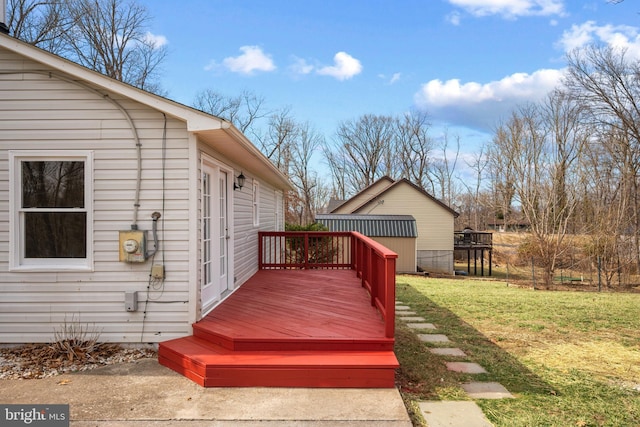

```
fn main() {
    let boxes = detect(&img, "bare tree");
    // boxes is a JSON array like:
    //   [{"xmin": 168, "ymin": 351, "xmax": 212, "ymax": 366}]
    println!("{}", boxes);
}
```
[
  {"xmin": 487, "ymin": 114, "xmax": 520, "ymax": 229},
  {"xmin": 460, "ymin": 144, "xmax": 487, "ymax": 230},
  {"xmin": 565, "ymin": 45, "xmax": 640, "ymax": 271},
  {"xmin": 7, "ymin": 0, "xmax": 70, "ymax": 52},
  {"xmin": 395, "ymin": 109, "xmax": 434, "ymax": 191},
  {"xmin": 8, "ymin": 0, "xmax": 167, "ymax": 93},
  {"xmin": 428, "ymin": 128, "xmax": 460, "ymax": 206},
  {"xmin": 259, "ymin": 107, "xmax": 297, "ymax": 170},
  {"xmin": 323, "ymin": 144, "xmax": 348, "ymax": 201},
  {"xmin": 492, "ymin": 99, "xmax": 584, "ymax": 286},
  {"xmin": 289, "ymin": 123, "xmax": 327, "ymax": 224},
  {"xmin": 193, "ymin": 89, "xmax": 269, "ymax": 139},
  {"xmin": 328, "ymin": 114, "xmax": 397, "ymax": 196}
]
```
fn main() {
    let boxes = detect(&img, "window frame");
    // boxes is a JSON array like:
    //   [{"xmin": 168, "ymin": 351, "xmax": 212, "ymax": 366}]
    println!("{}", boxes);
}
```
[{"xmin": 9, "ymin": 150, "xmax": 94, "ymax": 271}]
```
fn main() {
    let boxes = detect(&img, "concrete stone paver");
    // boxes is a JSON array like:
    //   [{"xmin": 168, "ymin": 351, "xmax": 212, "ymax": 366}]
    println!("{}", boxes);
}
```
[
  {"xmin": 430, "ymin": 348, "xmax": 467, "ymax": 357},
  {"xmin": 396, "ymin": 311, "xmax": 417, "ymax": 316},
  {"xmin": 396, "ymin": 305, "xmax": 411, "ymax": 310},
  {"xmin": 418, "ymin": 401, "xmax": 493, "ymax": 427},
  {"xmin": 407, "ymin": 323, "xmax": 436, "ymax": 330},
  {"xmin": 398, "ymin": 316, "xmax": 426, "ymax": 322},
  {"xmin": 462, "ymin": 382, "xmax": 514, "ymax": 399},
  {"xmin": 446, "ymin": 362, "xmax": 487, "ymax": 374},
  {"xmin": 418, "ymin": 334, "xmax": 450, "ymax": 343}
]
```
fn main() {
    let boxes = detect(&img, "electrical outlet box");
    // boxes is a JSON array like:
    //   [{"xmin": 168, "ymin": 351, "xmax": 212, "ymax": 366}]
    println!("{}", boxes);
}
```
[
  {"xmin": 151, "ymin": 264, "xmax": 165, "ymax": 279},
  {"xmin": 119, "ymin": 230, "xmax": 147, "ymax": 262},
  {"xmin": 125, "ymin": 291, "xmax": 138, "ymax": 312}
]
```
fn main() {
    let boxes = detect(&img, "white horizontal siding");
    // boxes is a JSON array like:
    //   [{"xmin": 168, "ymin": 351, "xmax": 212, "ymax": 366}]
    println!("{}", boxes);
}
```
[{"xmin": 0, "ymin": 48, "xmax": 192, "ymax": 343}]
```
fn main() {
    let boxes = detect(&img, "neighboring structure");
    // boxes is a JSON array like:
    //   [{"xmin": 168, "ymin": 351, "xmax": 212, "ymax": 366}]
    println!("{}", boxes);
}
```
[
  {"xmin": 315, "ymin": 214, "xmax": 417, "ymax": 273},
  {"xmin": 487, "ymin": 219, "xmax": 531, "ymax": 233},
  {"xmin": 0, "ymin": 33, "xmax": 292, "ymax": 343},
  {"xmin": 454, "ymin": 228, "xmax": 493, "ymax": 276},
  {"xmin": 328, "ymin": 177, "xmax": 458, "ymax": 274}
]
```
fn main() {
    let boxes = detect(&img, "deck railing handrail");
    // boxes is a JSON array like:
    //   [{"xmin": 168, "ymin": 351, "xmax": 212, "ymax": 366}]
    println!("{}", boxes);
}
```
[
  {"xmin": 453, "ymin": 231, "xmax": 493, "ymax": 246},
  {"xmin": 258, "ymin": 231, "xmax": 398, "ymax": 338}
]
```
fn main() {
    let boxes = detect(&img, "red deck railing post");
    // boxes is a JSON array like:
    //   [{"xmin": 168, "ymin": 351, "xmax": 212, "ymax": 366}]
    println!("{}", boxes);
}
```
[{"xmin": 258, "ymin": 232, "xmax": 264, "ymax": 269}]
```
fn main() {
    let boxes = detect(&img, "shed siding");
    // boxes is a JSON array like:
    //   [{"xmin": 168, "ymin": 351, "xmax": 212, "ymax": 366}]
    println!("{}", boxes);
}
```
[
  {"xmin": 353, "ymin": 183, "xmax": 454, "ymax": 274},
  {"xmin": 0, "ymin": 50, "xmax": 192, "ymax": 342},
  {"xmin": 332, "ymin": 178, "xmax": 394, "ymax": 214},
  {"xmin": 372, "ymin": 237, "xmax": 416, "ymax": 273}
]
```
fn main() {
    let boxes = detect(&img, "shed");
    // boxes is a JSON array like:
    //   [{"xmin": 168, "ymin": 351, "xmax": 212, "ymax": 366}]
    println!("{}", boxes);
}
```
[
  {"xmin": 315, "ymin": 214, "xmax": 417, "ymax": 273},
  {"xmin": 329, "ymin": 177, "xmax": 458, "ymax": 274}
]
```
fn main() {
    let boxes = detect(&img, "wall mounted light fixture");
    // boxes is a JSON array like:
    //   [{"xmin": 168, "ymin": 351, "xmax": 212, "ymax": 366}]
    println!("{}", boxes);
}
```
[{"xmin": 233, "ymin": 171, "xmax": 246, "ymax": 190}]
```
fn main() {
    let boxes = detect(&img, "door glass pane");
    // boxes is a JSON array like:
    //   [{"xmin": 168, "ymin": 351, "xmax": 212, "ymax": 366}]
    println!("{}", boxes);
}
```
[
  {"xmin": 202, "ymin": 171, "xmax": 212, "ymax": 286},
  {"xmin": 219, "ymin": 173, "xmax": 227, "ymax": 276}
]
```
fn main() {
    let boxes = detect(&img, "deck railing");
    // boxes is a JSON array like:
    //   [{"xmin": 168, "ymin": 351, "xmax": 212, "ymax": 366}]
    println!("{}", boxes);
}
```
[
  {"xmin": 259, "ymin": 231, "xmax": 398, "ymax": 338},
  {"xmin": 454, "ymin": 231, "xmax": 493, "ymax": 248}
]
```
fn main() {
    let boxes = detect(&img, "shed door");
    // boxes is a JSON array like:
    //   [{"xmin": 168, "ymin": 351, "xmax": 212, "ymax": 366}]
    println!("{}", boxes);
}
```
[{"xmin": 201, "ymin": 161, "xmax": 232, "ymax": 316}]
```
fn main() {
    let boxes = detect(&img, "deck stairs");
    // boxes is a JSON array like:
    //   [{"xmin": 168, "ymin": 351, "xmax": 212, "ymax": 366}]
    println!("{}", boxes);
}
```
[{"xmin": 158, "ymin": 270, "xmax": 399, "ymax": 388}]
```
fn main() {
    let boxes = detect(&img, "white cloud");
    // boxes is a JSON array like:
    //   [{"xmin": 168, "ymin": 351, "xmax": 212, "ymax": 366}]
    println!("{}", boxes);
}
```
[
  {"xmin": 557, "ymin": 21, "xmax": 640, "ymax": 58},
  {"xmin": 289, "ymin": 57, "xmax": 314, "ymax": 75},
  {"xmin": 414, "ymin": 69, "xmax": 563, "ymax": 130},
  {"xmin": 448, "ymin": 0, "xmax": 566, "ymax": 19},
  {"xmin": 221, "ymin": 46, "xmax": 276, "ymax": 75},
  {"xmin": 378, "ymin": 72, "xmax": 402, "ymax": 84},
  {"xmin": 447, "ymin": 11, "xmax": 462, "ymax": 25},
  {"xmin": 316, "ymin": 52, "xmax": 363, "ymax": 81},
  {"xmin": 142, "ymin": 32, "xmax": 168, "ymax": 49}
]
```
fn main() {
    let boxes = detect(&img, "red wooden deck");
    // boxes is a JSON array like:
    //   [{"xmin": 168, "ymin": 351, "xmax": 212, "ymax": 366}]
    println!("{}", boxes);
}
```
[{"xmin": 159, "ymin": 269, "xmax": 399, "ymax": 388}]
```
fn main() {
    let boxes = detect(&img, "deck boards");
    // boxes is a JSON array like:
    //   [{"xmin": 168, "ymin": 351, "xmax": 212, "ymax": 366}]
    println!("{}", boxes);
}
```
[
  {"xmin": 197, "ymin": 270, "xmax": 387, "ymax": 342},
  {"xmin": 158, "ymin": 269, "xmax": 398, "ymax": 387}
]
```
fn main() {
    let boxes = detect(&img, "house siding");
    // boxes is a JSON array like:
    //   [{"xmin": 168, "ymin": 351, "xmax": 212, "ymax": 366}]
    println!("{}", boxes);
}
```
[
  {"xmin": 233, "ymin": 174, "xmax": 279, "ymax": 285},
  {"xmin": 0, "ymin": 49, "xmax": 192, "ymax": 343}
]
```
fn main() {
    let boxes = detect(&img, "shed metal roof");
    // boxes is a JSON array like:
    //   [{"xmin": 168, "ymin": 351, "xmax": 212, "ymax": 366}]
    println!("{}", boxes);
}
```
[{"xmin": 315, "ymin": 214, "xmax": 417, "ymax": 238}]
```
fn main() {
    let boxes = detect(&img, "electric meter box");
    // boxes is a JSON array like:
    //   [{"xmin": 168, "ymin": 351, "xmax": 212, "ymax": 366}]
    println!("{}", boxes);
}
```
[{"xmin": 119, "ymin": 230, "xmax": 147, "ymax": 262}]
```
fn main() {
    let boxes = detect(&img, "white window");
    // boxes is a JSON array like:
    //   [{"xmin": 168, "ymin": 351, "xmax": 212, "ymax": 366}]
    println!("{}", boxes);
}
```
[
  {"xmin": 10, "ymin": 151, "xmax": 93, "ymax": 271},
  {"xmin": 252, "ymin": 180, "xmax": 260, "ymax": 227}
]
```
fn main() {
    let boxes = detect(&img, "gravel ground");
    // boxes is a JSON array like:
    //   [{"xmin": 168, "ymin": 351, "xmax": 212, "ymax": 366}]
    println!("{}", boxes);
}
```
[{"xmin": 0, "ymin": 343, "xmax": 157, "ymax": 380}]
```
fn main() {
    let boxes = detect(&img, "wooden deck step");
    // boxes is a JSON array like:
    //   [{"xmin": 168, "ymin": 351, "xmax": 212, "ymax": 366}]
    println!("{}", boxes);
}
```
[
  {"xmin": 159, "ymin": 336, "xmax": 399, "ymax": 388},
  {"xmin": 192, "ymin": 321, "xmax": 395, "ymax": 352}
]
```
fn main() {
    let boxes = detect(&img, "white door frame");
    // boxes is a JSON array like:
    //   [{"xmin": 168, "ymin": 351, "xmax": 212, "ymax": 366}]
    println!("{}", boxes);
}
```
[{"xmin": 199, "ymin": 155, "xmax": 235, "ymax": 318}]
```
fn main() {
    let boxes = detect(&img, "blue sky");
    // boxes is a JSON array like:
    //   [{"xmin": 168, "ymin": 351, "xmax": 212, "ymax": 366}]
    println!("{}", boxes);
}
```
[{"xmin": 139, "ymin": 0, "xmax": 637, "ymax": 161}]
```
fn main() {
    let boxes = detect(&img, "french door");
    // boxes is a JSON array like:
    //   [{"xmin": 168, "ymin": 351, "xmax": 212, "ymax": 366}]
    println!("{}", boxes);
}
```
[{"xmin": 200, "ymin": 159, "xmax": 232, "ymax": 316}]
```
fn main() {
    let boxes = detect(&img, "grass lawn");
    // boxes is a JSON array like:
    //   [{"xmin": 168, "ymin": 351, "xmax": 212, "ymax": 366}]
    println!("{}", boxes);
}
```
[{"xmin": 395, "ymin": 275, "xmax": 640, "ymax": 427}]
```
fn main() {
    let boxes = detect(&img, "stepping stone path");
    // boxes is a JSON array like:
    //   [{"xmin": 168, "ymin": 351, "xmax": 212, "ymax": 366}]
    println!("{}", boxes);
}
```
[
  {"xmin": 446, "ymin": 362, "xmax": 487, "ymax": 374},
  {"xmin": 418, "ymin": 401, "xmax": 493, "ymax": 427},
  {"xmin": 395, "ymin": 311, "xmax": 417, "ymax": 316},
  {"xmin": 407, "ymin": 323, "xmax": 437, "ymax": 330},
  {"xmin": 430, "ymin": 348, "xmax": 467, "ymax": 357},
  {"xmin": 397, "ymin": 298, "xmax": 515, "ymax": 426},
  {"xmin": 462, "ymin": 382, "xmax": 514, "ymax": 399},
  {"xmin": 418, "ymin": 334, "xmax": 450, "ymax": 343},
  {"xmin": 399, "ymin": 316, "xmax": 426, "ymax": 322}
]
